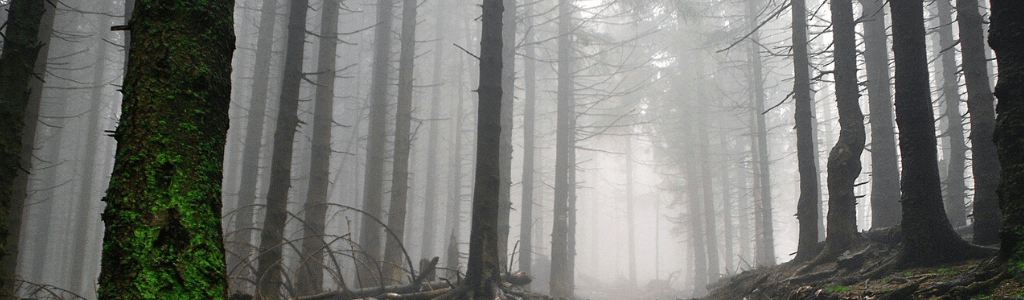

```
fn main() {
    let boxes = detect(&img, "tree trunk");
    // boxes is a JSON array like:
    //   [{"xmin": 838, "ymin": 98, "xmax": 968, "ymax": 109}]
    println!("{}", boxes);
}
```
[
  {"xmin": 550, "ymin": 0, "xmax": 575, "ymax": 296},
  {"xmin": 793, "ymin": 0, "xmax": 819, "ymax": 262},
  {"xmin": 746, "ymin": 0, "xmax": 775, "ymax": 266},
  {"xmin": 935, "ymin": 0, "xmax": 968, "ymax": 228},
  {"xmin": 700, "ymin": 127, "xmax": 720, "ymax": 282},
  {"xmin": 382, "ymin": 0, "xmax": 419, "ymax": 283},
  {"xmin": 956, "ymin": 0, "xmax": 1001, "ymax": 245},
  {"xmin": 686, "ymin": 143, "xmax": 708, "ymax": 296},
  {"xmin": 818, "ymin": 0, "xmax": 865, "ymax": 262},
  {"xmin": 1, "ymin": 1, "xmax": 55, "ymax": 293},
  {"xmin": 254, "ymin": 0, "xmax": 309, "ymax": 297},
  {"xmin": 518, "ymin": 2, "xmax": 537, "ymax": 287},
  {"xmin": 891, "ymin": 0, "xmax": 984, "ymax": 266},
  {"xmin": 229, "ymin": 0, "xmax": 277, "ymax": 284},
  {"xmin": 358, "ymin": 0, "xmax": 394, "ymax": 288},
  {"xmin": 989, "ymin": 0, "xmax": 1024, "ymax": 269},
  {"xmin": 626, "ymin": 134, "xmax": 637, "ymax": 286},
  {"xmin": 97, "ymin": 0, "xmax": 234, "ymax": 297},
  {"xmin": 295, "ymin": 0, "xmax": 341, "ymax": 295},
  {"xmin": 444, "ymin": 24, "xmax": 468, "ymax": 278},
  {"xmin": 719, "ymin": 134, "xmax": 735, "ymax": 272},
  {"xmin": 497, "ymin": 0, "xmax": 516, "ymax": 273},
  {"xmin": 462, "ymin": 0, "xmax": 504, "ymax": 298},
  {"xmin": 419, "ymin": 0, "xmax": 447, "ymax": 260},
  {"xmin": 859, "ymin": 0, "xmax": 901, "ymax": 229},
  {"xmin": 0, "ymin": 0, "xmax": 46, "ymax": 290}
]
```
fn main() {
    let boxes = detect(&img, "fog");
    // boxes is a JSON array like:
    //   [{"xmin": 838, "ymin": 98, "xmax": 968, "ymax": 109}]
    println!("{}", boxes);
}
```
[{"xmin": 0, "ymin": 0, "xmax": 999, "ymax": 298}]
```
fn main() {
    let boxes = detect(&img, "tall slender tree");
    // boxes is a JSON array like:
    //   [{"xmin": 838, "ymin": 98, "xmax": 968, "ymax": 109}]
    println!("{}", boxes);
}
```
[
  {"xmin": 96, "ymin": 0, "xmax": 234, "ymax": 297},
  {"xmin": 254, "ymin": 0, "xmax": 310, "ymax": 297},
  {"xmin": 296, "ymin": 0, "xmax": 342, "ymax": 295},
  {"xmin": 497, "ymin": 0, "xmax": 516, "ymax": 272},
  {"xmin": 420, "ymin": 0, "xmax": 448, "ymax": 260},
  {"xmin": 935, "ymin": 0, "xmax": 968, "ymax": 227},
  {"xmin": 550, "ymin": 0, "xmax": 576, "ymax": 296},
  {"xmin": 2, "ymin": 1, "xmax": 55, "ymax": 292},
  {"xmin": 358, "ymin": 0, "xmax": 394, "ymax": 287},
  {"xmin": 229, "ymin": 0, "xmax": 277, "ymax": 281},
  {"xmin": 956, "ymin": 0, "xmax": 1001, "ymax": 245},
  {"xmin": 792, "ymin": 0, "xmax": 819, "ymax": 261},
  {"xmin": 518, "ymin": 1, "xmax": 537, "ymax": 285},
  {"xmin": 0, "ymin": 0, "xmax": 47, "ymax": 289},
  {"xmin": 440, "ymin": 0, "xmax": 504, "ymax": 298},
  {"xmin": 859, "ymin": 0, "xmax": 901, "ymax": 229},
  {"xmin": 382, "ymin": 0, "xmax": 420, "ymax": 282},
  {"xmin": 746, "ymin": 0, "xmax": 775, "ymax": 266}
]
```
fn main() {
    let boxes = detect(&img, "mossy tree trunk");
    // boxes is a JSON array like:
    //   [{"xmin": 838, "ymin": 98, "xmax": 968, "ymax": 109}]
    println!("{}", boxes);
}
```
[
  {"xmin": 990, "ymin": 0, "xmax": 1024, "ymax": 273},
  {"xmin": 254, "ymin": 0, "xmax": 309, "ymax": 297},
  {"xmin": 956, "ymin": 0, "xmax": 1001, "ymax": 245},
  {"xmin": 97, "ymin": 0, "xmax": 235, "ymax": 298},
  {"xmin": 0, "ymin": 0, "xmax": 46, "ymax": 293},
  {"xmin": 860, "ymin": 0, "xmax": 901, "ymax": 229}
]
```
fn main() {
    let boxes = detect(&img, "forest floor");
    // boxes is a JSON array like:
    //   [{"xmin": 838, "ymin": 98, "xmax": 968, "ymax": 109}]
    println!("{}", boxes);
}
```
[{"xmin": 695, "ymin": 234, "xmax": 1022, "ymax": 300}]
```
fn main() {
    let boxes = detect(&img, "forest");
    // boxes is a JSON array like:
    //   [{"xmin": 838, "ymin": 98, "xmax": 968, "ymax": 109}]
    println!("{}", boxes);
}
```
[{"xmin": 1, "ymin": 0, "xmax": 1023, "ymax": 299}]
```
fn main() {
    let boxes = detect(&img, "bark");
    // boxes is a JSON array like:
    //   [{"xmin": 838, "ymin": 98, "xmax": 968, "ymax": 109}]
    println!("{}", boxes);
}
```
[
  {"xmin": 818, "ymin": 0, "xmax": 865, "ymax": 262},
  {"xmin": 518, "ymin": 2, "xmax": 537, "ymax": 286},
  {"xmin": 746, "ymin": 0, "xmax": 775, "ymax": 266},
  {"xmin": 419, "ymin": 0, "xmax": 446, "ymax": 260},
  {"xmin": 462, "ymin": 1, "xmax": 504, "ymax": 298},
  {"xmin": 860, "ymin": 0, "xmax": 901, "ymax": 229},
  {"xmin": 254, "ymin": 0, "xmax": 309, "ymax": 297},
  {"xmin": 990, "ymin": 0, "xmax": 1024, "ymax": 270},
  {"xmin": 382, "ymin": 0, "xmax": 419, "ymax": 282},
  {"xmin": 793, "ymin": 0, "xmax": 819, "ymax": 262},
  {"xmin": 497, "ymin": 0, "xmax": 516, "ymax": 273},
  {"xmin": 935, "ymin": 0, "xmax": 968, "ymax": 228},
  {"xmin": 0, "ymin": 0, "xmax": 46, "ymax": 291},
  {"xmin": 229, "ymin": 0, "xmax": 277, "ymax": 282},
  {"xmin": 358, "ymin": 0, "xmax": 394, "ymax": 288},
  {"xmin": 296, "ymin": 0, "xmax": 341, "ymax": 295},
  {"xmin": 1, "ymin": 1, "xmax": 54, "ymax": 293},
  {"xmin": 957, "ymin": 0, "xmax": 1001, "ymax": 245},
  {"xmin": 550, "ymin": 0, "xmax": 575, "ymax": 296},
  {"xmin": 96, "ymin": 0, "xmax": 234, "ymax": 297},
  {"xmin": 891, "ymin": 0, "xmax": 983, "ymax": 266}
]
